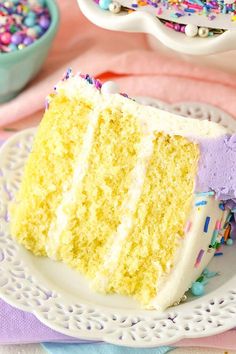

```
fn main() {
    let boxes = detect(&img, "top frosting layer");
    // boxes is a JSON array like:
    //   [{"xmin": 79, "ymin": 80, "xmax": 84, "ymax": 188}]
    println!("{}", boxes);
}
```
[
  {"xmin": 56, "ymin": 73, "xmax": 227, "ymax": 139},
  {"xmin": 53, "ymin": 72, "xmax": 235, "ymax": 201}
]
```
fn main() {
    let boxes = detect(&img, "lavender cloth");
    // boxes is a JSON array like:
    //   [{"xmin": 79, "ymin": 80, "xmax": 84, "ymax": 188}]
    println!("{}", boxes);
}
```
[{"xmin": 0, "ymin": 299, "xmax": 93, "ymax": 345}]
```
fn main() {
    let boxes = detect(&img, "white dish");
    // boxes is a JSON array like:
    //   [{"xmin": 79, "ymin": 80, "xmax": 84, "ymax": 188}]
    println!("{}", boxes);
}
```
[
  {"xmin": 0, "ymin": 99, "xmax": 236, "ymax": 348},
  {"xmin": 77, "ymin": 0, "xmax": 236, "ymax": 56}
]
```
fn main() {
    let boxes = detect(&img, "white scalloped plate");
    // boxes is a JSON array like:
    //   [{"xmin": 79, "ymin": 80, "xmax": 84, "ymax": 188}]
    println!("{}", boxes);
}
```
[
  {"xmin": 77, "ymin": 0, "xmax": 236, "ymax": 56},
  {"xmin": 0, "ymin": 99, "xmax": 236, "ymax": 348}
]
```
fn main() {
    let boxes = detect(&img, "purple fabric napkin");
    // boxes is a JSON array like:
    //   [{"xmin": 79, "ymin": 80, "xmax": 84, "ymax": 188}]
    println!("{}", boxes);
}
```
[{"xmin": 0, "ymin": 299, "xmax": 91, "ymax": 345}]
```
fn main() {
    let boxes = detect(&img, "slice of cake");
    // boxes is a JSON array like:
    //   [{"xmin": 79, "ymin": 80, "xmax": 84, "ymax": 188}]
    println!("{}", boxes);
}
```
[{"xmin": 10, "ymin": 71, "xmax": 236, "ymax": 310}]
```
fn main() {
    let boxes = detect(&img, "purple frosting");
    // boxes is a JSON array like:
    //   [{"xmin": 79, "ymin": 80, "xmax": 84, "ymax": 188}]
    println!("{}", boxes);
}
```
[
  {"xmin": 196, "ymin": 135, "xmax": 236, "ymax": 201},
  {"xmin": 195, "ymin": 135, "xmax": 236, "ymax": 240}
]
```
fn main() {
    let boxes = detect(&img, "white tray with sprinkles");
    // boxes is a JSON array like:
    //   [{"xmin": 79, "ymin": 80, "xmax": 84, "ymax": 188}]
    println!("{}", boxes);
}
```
[
  {"xmin": 0, "ymin": 99, "xmax": 236, "ymax": 347},
  {"xmin": 78, "ymin": 0, "xmax": 236, "ymax": 55}
]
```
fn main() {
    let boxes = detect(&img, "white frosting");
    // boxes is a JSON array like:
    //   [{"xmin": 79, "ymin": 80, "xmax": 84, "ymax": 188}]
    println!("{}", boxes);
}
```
[{"xmin": 58, "ymin": 75, "xmax": 227, "ymax": 139}]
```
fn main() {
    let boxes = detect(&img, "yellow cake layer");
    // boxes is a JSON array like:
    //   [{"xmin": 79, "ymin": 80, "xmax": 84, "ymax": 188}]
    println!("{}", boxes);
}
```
[
  {"xmin": 56, "ymin": 107, "xmax": 142, "ymax": 277},
  {"xmin": 101, "ymin": 134, "xmax": 199, "ymax": 306},
  {"xmin": 11, "ymin": 94, "xmax": 92, "ymax": 255}
]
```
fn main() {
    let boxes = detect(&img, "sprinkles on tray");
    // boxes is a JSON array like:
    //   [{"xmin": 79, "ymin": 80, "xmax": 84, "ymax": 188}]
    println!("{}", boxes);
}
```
[
  {"xmin": 97, "ymin": 0, "xmax": 236, "ymax": 21},
  {"xmin": 96, "ymin": 0, "xmax": 229, "ymax": 37}
]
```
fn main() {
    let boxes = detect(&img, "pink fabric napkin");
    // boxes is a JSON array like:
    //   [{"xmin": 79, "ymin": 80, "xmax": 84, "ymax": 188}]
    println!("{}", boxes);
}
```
[{"xmin": 0, "ymin": 0, "xmax": 236, "ymax": 348}]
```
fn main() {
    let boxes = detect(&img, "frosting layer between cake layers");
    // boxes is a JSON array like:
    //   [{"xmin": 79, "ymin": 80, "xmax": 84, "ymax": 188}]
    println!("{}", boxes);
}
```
[{"xmin": 11, "ymin": 74, "xmax": 234, "ymax": 310}]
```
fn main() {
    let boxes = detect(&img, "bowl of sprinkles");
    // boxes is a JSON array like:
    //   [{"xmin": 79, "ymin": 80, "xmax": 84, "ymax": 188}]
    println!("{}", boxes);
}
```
[
  {"xmin": 0, "ymin": 0, "xmax": 59, "ymax": 103},
  {"xmin": 78, "ymin": 0, "xmax": 236, "ymax": 58}
]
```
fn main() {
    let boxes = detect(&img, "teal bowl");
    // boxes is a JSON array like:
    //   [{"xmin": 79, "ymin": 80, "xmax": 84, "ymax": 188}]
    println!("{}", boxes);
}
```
[{"xmin": 0, "ymin": 0, "xmax": 59, "ymax": 104}]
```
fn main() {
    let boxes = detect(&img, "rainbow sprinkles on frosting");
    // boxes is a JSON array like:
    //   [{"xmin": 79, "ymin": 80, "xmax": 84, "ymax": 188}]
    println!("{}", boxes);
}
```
[{"xmin": 10, "ymin": 70, "xmax": 236, "ymax": 311}]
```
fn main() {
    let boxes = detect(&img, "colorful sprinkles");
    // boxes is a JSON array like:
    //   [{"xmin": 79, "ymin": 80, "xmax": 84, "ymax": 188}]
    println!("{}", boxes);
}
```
[
  {"xmin": 80, "ymin": 73, "xmax": 103, "ymax": 90},
  {"xmin": 190, "ymin": 268, "xmax": 219, "ymax": 296},
  {"xmin": 210, "ymin": 203, "xmax": 235, "ymax": 256},
  {"xmin": 95, "ymin": 0, "xmax": 231, "ymax": 37},
  {"xmin": 194, "ymin": 249, "xmax": 205, "ymax": 268},
  {"xmin": 0, "ymin": 0, "xmax": 51, "ymax": 54},
  {"xmin": 211, "ymin": 227, "xmax": 220, "ymax": 246},
  {"xmin": 196, "ymin": 191, "xmax": 215, "ymax": 197},
  {"xmin": 189, "ymin": 196, "xmax": 236, "ymax": 300},
  {"xmin": 53, "ymin": 69, "xmax": 104, "ymax": 94},
  {"xmin": 195, "ymin": 200, "xmax": 208, "ymax": 207},
  {"xmin": 223, "ymin": 223, "xmax": 231, "ymax": 241},
  {"xmin": 219, "ymin": 202, "xmax": 225, "ymax": 211},
  {"xmin": 203, "ymin": 216, "xmax": 211, "ymax": 233},
  {"xmin": 184, "ymin": 220, "xmax": 192, "ymax": 233},
  {"xmin": 97, "ymin": 0, "xmax": 236, "ymax": 21},
  {"xmin": 214, "ymin": 251, "xmax": 223, "ymax": 256}
]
